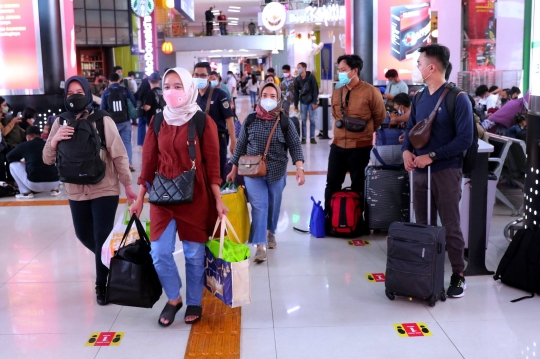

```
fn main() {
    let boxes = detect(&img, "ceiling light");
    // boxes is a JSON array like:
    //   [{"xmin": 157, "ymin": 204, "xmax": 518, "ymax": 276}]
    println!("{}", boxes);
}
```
[
  {"xmin": 239, "ymin": 49, "xmax": 249, "ymax": 52},
  {"xmin": 228, "ymin": 9, "xmax": 240, "ymax": 12},
  {"xmin": 228, "ymin": 17, "xmax": 239, "ymax": 20},
  {"xmin": 272, "ymin": 49, "xmax": 279, "ymax": 54},
  {"xmin": 229, "ymin": 6, "xmax": 241, "ymax": 9}
]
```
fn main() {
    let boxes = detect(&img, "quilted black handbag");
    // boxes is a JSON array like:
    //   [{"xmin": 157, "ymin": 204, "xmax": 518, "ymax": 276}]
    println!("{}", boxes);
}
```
[{"xmin": 148, "ymin": 116, "xmax": 198, "ymax": 205}]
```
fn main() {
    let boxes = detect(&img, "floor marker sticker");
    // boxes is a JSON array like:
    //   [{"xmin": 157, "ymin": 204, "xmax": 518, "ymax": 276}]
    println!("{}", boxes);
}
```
[
  {"xmin": 86, "ymin": 332, "xmax": 124, "ymax": 346},
  {"xmin": 393, "ymin": 323, "xmax": 432, "ymax": 337},
  {"xmin": 366, "ymin": 273, "xmax": 386, "ymax": 282},
  {"xmin": 348, "ymin": 240, "xmax": 371, "ymax": 246}
]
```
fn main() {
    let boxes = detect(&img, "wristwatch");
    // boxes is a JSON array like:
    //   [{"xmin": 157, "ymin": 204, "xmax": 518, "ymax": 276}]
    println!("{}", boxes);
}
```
[{"xmin": 429, "ymin": 152, "xmax": 437, "ymax": 161}]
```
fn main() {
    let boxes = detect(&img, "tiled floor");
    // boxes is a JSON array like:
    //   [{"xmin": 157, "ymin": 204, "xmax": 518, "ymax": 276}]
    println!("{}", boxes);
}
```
[{"xmin": 0, "ymin": 96, "xmax": 535, "ymax": 359}]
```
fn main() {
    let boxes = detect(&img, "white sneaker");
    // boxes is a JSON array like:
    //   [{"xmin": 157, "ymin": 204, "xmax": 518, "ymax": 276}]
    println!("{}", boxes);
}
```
[
  {"xmin": 50, "ymin": 189, "xmax": 60, "ymax": 196},
  {"xmin": 16, "ymin": 193, "xmax": 34, "ymax": 199}
]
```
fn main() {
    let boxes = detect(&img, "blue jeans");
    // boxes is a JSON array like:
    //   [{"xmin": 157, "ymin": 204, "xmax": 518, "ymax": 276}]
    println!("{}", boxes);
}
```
[
  {"xmin": 244, "ymin": 174, "xmax": 287, "ymax": 245},
  {"xmin": 150, "ymin": 219, "xmax": 206, "ymax": 305},
  {"xmin": 249, "ymin": 91, "xmax": 257, "ymax": 107},
  {"xmin": 300, "ymin": 103, "xmax": 317, "ymax": 139},
  {"xmin": 116, "ymin": 121, "xmax": 132, "ymax": 165},
  {"xmin": 137, "ymin": 116, "xmax": 148, "ymax": 146}
]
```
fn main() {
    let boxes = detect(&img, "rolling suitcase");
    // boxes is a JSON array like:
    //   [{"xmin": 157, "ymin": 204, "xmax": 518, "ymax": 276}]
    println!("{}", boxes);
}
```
[
  {"xmin": 365, "ymin": 167, "xmax": 410, "ymax": 231},
  {"xmin": 385, "ymin": 167, "xmax": 447, "ymax": 307}
]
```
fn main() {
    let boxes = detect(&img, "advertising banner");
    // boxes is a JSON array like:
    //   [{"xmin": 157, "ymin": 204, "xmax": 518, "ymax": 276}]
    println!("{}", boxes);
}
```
[
  {"xmin": 464, "ymin": 0, "xmax": 496, "ymax": 71},
  {"xmin": 374, "ymin": 0, "xmax": 431, "ymax": 83},
  {"xmin": 0, "ymin": 0, "xmax": 44, "ymax": 95},
  {"xmin": 60, "ymin": 0, "xmax": 77, "ymax": 79}
]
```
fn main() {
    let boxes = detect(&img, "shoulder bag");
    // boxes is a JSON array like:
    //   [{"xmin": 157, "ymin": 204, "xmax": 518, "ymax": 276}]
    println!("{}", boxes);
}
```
[
  {"xmin": 408, "ymin": 84, "xmax": 451, "ymax": 150},
  {"xmin": 335, "ymin": 87, "xmax": 369, "ymax": 132},
  {"xmin": 148, "ymin": 117, "xmax": 199, "ymax": 205},
  {"xmin": 237, "ymin": 118, "xmax": 280, "ymax": 177}
]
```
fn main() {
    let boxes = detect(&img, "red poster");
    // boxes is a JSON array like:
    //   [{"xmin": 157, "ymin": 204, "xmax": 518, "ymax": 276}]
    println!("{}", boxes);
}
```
[
  {"xmin": 60, "ymin": 0, "xmax": 77, "ymax": 79},
  {"xmin": 375, "ymin": 0, "xmax": 431, "ymax": 82},
  {"xmin": 0, "ymin": 0, "xmax": 43, "ymax": 93},
  {"xmin": 465, "ymin": 0, "xmax": 496, "ymax": 71}
]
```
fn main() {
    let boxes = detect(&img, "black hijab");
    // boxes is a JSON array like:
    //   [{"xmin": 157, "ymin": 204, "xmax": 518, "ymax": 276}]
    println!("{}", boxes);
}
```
[{"xmin": 64, "ymin": 76, "xmax": 94, "ymax": 115}]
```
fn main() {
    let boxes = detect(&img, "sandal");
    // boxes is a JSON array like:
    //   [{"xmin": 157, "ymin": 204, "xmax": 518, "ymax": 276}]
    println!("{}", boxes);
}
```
[
  {"xmin": 158, "ymin": 301, "xmax": 183, "ymax": 327},
  {"xmin": 184, "ymin": 305, "xmax": 203, "ymax": 324}
]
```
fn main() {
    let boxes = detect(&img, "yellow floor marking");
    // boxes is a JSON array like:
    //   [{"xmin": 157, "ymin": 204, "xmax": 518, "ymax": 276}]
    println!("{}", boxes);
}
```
[{"xmin": 184, "ymin": 290, "xmax": 241, "ymax": 359}]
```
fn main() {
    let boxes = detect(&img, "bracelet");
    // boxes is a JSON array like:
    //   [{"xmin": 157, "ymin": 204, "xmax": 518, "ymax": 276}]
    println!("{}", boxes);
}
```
[{"xmin": 297, "ymin": 167, "xmax": 304, "ymax": 171}]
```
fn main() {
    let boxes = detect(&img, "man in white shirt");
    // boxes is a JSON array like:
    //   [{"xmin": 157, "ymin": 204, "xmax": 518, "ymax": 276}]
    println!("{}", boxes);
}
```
[
  {"xmin": 383, "ymin": 69, "xmax": 409, "ymax": 101},
  {"xmin": 226, "ymin": 71, "xmax": 237, "ymax": 108},
  {"xmin": 127, "ymin": 71, "xmax": 138, "ymax": 94}
]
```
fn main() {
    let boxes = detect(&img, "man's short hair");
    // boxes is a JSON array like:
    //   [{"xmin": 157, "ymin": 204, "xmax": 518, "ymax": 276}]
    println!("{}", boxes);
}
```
[
  {"xmin": 25, "ymin": 126, "xmax": 41, "ymax": 137},
  {"xmin": 393, "ymin": 93, "xmax": 411, "ymax": 108},
  {"xmin": 194, "ymin": 62, "xmax": 211, "ymax": 74},
  {"xmin": 297, "ymin": 62, "xmax": 307, "ymax": 69},
  {"xmin": 445, "ymin": 62, "xmax": 453, "ymax": 81},
  {"xmin": 385, "ymin": 69, "xmax": 398, "ymax": 79},
  {"xmin": 418, "ymin": 44, "xmax": 450, "ymax": 71},
  {"xmin": 148, "ymin": 72, "xmax": 161, "ymax": 84},
  {"xmin": 282, "ymin": 64, "xmax": 291, "ymax": 71},
  {"xmin": 210, "ymin": 71, "xmax": 219, "ymax": 77},
  {"xmin": 337, "ymin": 54, "xmax": 364, "ymax": 72},
  {"xmin": 109, "ymin": 73, "xmax": 120, "ymax": 82},
  {"xmin": 128, "ymin": 71, "xmax": 135, "ymax": 77},
  {"xmin": 113, "ymin": 66, "xmax": 122, "ymax": 72},
  {"xmin": 489, "ymin": 85, "xmax": 498, "ymax": 93},
  {"xmin": 267, "ymin": 67, "xmax": 275, "ymax": 74},
  {"xmin": 510, "ymin": 86, "xmax": 521, "ymax": 95},
  {"xmin": 475, "ymin": 85, "xmax": 489, "ymax": 97},
  {"xmin": 227, "ymin": 71, "xmax": 234, "ymax": 75}
]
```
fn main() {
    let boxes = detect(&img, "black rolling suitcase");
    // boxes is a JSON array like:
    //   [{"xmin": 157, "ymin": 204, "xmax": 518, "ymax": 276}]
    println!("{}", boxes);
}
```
[
  {"xmin": 385, "ymin": 167, "xmax": 447, "ymax": 307},
  {"xmin": 365, "ymin": 166, "xmax": 410, "ymax": 231}
]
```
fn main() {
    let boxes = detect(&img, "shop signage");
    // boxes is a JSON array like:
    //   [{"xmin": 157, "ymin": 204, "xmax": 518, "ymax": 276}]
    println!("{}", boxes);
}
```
[
  {"xmin": 262, "ymin": 2, "xmax": 287, "ymax": 32},
  {"xmin": 131, "ymin": 0, "xmax": 154, "ymax": 17},
  {"xmin": 289, "ymin": 5, "xmax": 346, "ymax": 26},
  {"xmin": 141, "ymin": 15, "xmax": 156, "ymax": 76}
]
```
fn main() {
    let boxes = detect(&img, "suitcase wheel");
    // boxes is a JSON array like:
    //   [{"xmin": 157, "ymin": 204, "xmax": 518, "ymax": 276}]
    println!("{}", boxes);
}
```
[
  {"xmin": 428, "ymin": 295, "xmax": 436, "ymax": 307},
  {"xmin": 385, "ymin": 290, "xmax": 395, "ymax": 301},
  {"xmin": 440, "ymin": 292, "xmax": 447, "ymax": 302}
]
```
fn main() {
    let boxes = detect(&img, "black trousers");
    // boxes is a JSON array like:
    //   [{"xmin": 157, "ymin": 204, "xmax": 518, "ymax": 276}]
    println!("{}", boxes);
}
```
[
  {"xmin": 219, "ymin": 132, "xmax": 228, "ymax": 184},
  {"xmin": 206, "ymin": 22, "xmax": 213, "ymax": 36},
  {"xmin": 324, "ymin": 144, "xmax": 372, "ymax": 210},
  {"xmin": 69, "ymin": 196, "xmax": 119, "ymax": 286}
]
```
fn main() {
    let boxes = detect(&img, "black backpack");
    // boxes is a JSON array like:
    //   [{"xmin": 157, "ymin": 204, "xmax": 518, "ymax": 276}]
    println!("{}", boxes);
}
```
[
  {"xmin": 56, "ymin": 110, "xmax": 108, "ymax": 185},
  {"xmin": 153, "ymin": 88, "xmax": 166, "ymax": 114},
  {"xmin": 244, "ymin": 112, "xmax": 300, "ymax": 137},
  {"xmin": 107, "ymin": 87, "xmax": 129, "ymax": 123},
  {"xmin": 415, "ymin": 83, "xmax": 478, "ymax": 175},
  {"xmin": 494, "ymin": 228, "xmax": 540, "ymax": 302}
]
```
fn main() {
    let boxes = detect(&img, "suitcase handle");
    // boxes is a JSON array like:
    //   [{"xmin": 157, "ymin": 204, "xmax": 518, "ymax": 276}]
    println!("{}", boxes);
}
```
[
  {"xmin": 402, "ymin": 223, "xmax": 428, "ymax": 229},
  {"xmin": 410, "ymin": 166, "xmax": 431, "ymax": 224}
]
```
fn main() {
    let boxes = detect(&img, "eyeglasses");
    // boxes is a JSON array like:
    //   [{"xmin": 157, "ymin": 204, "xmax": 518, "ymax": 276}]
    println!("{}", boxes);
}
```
[{"xmin": 193, "ymin": 74, "xmax": 209, "ymax": 79}]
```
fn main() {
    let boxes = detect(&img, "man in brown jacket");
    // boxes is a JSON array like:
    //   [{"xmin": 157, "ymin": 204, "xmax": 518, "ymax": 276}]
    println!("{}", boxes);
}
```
[{"xmin": 324, "ymin": 54, "xmax": 386, "ymax": 211}]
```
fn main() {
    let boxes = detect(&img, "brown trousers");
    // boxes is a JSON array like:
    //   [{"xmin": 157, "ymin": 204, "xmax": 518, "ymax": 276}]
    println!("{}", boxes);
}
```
[{"xmin": 413, "ymin": 167, "xmax": 465, "ymax": 274}]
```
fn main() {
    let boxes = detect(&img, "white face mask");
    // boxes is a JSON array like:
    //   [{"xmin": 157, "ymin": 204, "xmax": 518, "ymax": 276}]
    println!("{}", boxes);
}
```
[
  {"xmin": 411, "ymin": 64, "xmax": 432, "ymax": 84},
  {"xmin": 283, "ymin": 72, "xmax": 290, "ymax": 78},
  {"xmin": 260, "ymin": 98, "xmax": 278, "ymax": 112}
]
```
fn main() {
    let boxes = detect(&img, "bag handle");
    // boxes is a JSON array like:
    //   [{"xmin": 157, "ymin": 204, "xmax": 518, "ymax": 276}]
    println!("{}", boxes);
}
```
[
  {"xmin": 263, "ymin": 118, "xmax": 281, "ymax": 157},
  {"xmin": 119, "ymin": 214, "xmax": 150, "ymax": 249},
  {"xmin": 210, "ymin": 216, "xmax": 243, "ymax": 259}
]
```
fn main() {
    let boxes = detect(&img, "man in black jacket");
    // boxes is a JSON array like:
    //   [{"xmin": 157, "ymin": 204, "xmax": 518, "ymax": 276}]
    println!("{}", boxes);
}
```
[
  {"xmin": 7, "ymin": 126, "xmax": 60, "ymax": 199},
  {"xmin": 205, "ymin": 7, "xmax": 215, "ymax": 36},
  {"xmin": 294, "ymin": 62, "xmax": 319, "ymax": 144}
]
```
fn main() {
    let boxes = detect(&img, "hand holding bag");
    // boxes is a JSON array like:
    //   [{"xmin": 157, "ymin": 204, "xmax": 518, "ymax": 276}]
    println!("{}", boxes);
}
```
[
  {"xmin": 408, "ymin": 85, "xmax": 450, "ymax": 150},
  {"xmin": 237, "ymin": 118, "xmax": 280, "ymax": 177},
  {"xmin": 148, "ymin": 116, "xmax": 198, "ymax": 205}
]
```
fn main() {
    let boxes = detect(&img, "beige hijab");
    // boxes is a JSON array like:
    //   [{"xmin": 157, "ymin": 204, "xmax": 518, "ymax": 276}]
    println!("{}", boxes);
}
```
[{"xmin": 162, "ymin": 67, "xmax": 201, "ymax": 126}]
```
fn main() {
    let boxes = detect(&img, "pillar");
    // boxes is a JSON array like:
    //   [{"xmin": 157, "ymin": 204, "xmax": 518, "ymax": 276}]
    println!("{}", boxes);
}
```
[{"xmin": 353, "ymin": 0, "xmax": 374, "ymax": 83}]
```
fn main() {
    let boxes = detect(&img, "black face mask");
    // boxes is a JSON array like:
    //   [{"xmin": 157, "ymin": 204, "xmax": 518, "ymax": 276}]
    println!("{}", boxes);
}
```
[
  {"xmin": 66, "ymin": 94, "xmax": 88, "ymax": 112},
  {"xmin": 98, "ymin": 79, "xmax": 103, "ymax": 83}
]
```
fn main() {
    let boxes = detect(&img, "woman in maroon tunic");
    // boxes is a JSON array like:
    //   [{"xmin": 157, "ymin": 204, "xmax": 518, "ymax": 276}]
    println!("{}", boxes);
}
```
[{"xmin": 130, "ymin": 67, "xmax": 227, "ymax": 326}]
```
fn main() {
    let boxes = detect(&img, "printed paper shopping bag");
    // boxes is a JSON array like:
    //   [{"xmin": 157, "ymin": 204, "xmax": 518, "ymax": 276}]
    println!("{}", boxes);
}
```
[
  {"xmin": 205, "ymin": 216, "xmax": 251, "ymax": 308},
  {"xmin": 220, "ymin": 183, "xmax": 250, "ymax": 244}
]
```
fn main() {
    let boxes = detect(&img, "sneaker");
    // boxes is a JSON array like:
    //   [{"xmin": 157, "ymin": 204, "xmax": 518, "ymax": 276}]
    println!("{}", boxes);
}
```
[
  {"xmin": 267, "ymin": 233, "xmax": 276, "ymax": 249},
  {"xmin": 253, "ymin": 248, "xmax": 267, "ymax": 263},
  {"xmin": 317, "ymin": 131, "xmax": 323, "ymax": 138},
  {"xmin": 50, "ymin": 189, "xmax": 60, "ymax": 196},
  {"xmin": 129, "ymin": 165, "xmax": 136, "ymax": 172},
  {"xmin": 95, "ymin": 285, "xmax": 108, "ymax": 306},
  {"xmin": 447, "ymin": 273, "xmax": 466, "ymax": 298},
  {"xmin": 310, "ymin": 138, "xmax": 317, "ymax": 144},
  {"xmin": 15, "ymin": 193, "xmax": 34, "ymax": 199},
  {"xmin": 301, "ymin": 139, "xmax": 307, "ymax": 145}
]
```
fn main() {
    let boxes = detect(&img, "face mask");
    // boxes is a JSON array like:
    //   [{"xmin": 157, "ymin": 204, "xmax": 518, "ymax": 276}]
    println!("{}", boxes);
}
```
[
  {"xmin": 195, "ymin": 78, "xmax": 208, "ymax": 89},
  {"xmin": 297, "ymin": 68, "xmax": 303, "ymax": 74},
  {"xmin": 210, "ymin": 80, "xmax": 218, "ymax": 87},
  {"xmin": 283, "ymin": 72, "xmax": 290, "ymax": 78},
  {"xmin": 260, "ymin": 98, "xmax": 278, "ymax": 112},
  {"xmin": 411, "ymin": 65, "xmax": 432, "ymax": 84},
  {"xmin": 2, "ymin": 106, "xmax": 8, "ymax": 114},
  {"xmin": 66, "ymin": 94, "xmax": 88, "ymax": 112},
  {"xmin": 397, "ymin": 108, "xmax": 405, "ymax": 116},
  {"xmin": 338, "ymin": 71, "xmax": 354, "ymax": 86},
  {"xmin": 228, "ymin": 75, "xmax": 232, "ymax": 79},
  {"xmin": 163, "ymin": 89, "xmax": 188, "ymax": 108}
]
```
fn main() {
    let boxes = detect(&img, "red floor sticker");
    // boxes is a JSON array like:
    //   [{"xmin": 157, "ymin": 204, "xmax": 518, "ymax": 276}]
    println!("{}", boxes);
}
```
[
  {"xmin": 366, "ymin": 273, "xmax": 386, "ymax": 282},
  {"xmin": 86, "ymin": 332, "xmax": 124, "ymax": 346},
  {"xmin": 393, "ymin": 323, "xmax": 432, "ymax": 337},
  {"xmin": 348, "ymin": 240, "xmax": 371, "ymax": 246}
]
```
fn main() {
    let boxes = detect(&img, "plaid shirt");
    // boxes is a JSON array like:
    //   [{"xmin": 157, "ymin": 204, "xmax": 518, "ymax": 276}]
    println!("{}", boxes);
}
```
[{"xmin": 230, "ymin": 115, "xmax": 304, "ymax": 183}]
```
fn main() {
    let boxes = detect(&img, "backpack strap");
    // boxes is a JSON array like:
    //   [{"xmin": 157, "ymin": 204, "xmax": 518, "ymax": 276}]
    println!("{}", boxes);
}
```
[
  {"xmin": 152, "ymin": 111, "xmax": 164, "ymax": 138},
  {"xmin": 87, "ymin": 110, "xmax": 109, "ymax": 147},
  {"xmin": 205, "ymin": 87, "xmax": 215, "ymax": 114},
  {"xmin": 494, "ymin": 228, "xmax": 528, "ymax": 280}
]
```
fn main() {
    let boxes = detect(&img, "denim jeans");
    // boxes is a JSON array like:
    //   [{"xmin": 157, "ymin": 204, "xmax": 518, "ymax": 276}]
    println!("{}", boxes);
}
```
[
  {"xmin": 150, "ymin": 219, "xmax": 206, "ymax": 305},
  {"xmin": 300, "ymin": 103, "xmax": 317, "ymax": 139},
  {"xmin": 219, "ymin": 25, "xmax": 227, "ymax": 35},
  {"xmin": 116, "ymin": 121, "xmax": 132, "ymax": 165},
  {"xmin": 249, "ymin": 91, "xmax": 257, "ymax": 107},
  {"xmin": 137, "ymin": 116, "xmax": 148, "ymax": 146},
  {"xmin": 244, "ymin": 174, "xmax": 287, "ymax": 245}
]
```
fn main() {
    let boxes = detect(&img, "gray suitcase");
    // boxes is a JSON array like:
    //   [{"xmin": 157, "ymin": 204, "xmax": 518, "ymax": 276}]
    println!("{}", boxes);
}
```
[{"xmin": 385, "ymin": 167, "xmax": 447, "ymax": 307}]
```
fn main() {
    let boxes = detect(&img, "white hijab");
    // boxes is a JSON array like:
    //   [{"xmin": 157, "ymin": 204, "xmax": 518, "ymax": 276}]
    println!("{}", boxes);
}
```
[{"xmin": 162, "ymin": 67, "xmax": 201, "ymax": 126}]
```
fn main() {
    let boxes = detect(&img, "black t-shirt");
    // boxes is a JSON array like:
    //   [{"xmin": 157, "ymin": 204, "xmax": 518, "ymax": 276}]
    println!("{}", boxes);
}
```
[
  {"xmin": 143, "ymin": 88, "xmax": 164, "ymax": 119},
  {"xmin": 205, "ymin": 10, "xmax": 214, "ymax": 22},
  {"xmin": 196, "ymin": 87, "xmax": 233, "ymax": 133}
]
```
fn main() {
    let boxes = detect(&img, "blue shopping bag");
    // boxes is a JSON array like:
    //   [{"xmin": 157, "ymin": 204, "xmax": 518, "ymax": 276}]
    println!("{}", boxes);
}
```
[{"xmin": 310, "ymin": 197, "xmax": 326, "ymax": 238}]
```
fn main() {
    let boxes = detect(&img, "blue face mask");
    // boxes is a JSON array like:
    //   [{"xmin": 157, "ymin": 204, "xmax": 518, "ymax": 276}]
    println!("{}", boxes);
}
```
[
  {"xmin": 195, "ymin": 78, "xmax": 208, "ymax": 89},
  {"xmin": 338, "ymin": 70, "xmax": 353, "ymax": 86},
  {"xmin": 210, "ymin": 80, "xmax": 219, "ymax": 87}
]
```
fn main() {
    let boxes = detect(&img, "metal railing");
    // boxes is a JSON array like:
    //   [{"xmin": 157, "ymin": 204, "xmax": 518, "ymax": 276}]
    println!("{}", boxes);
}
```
[{"xmin": 157, "ymin": 22, "xmax": 276, "ymax": 38}]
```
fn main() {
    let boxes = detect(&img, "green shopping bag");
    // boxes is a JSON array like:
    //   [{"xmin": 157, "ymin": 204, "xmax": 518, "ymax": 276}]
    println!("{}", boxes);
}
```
[
  {"xmin": 123, "ymin": 204, "xmax": 151, "ymax": 239},
  {"xmin": 206, "ymin": 216, "xmax": 250, "ymax": 263}
]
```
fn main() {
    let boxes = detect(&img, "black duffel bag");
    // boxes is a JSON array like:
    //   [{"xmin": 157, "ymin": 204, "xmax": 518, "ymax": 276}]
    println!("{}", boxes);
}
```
[{"xmin": 106, "ymin": 214, "xmax": 162, "ymax": 308}]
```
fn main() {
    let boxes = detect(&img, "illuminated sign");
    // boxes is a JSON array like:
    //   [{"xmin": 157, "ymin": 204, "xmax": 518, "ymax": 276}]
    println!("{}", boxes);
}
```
[
  {"xmin": 142, "ymin": 15, "xmax": 155, "ymax": 75},
  {"xmin": 131, "ymin": 0, "xmax": 154, "ymax": 17},
  {"xmin": 60, "ymin": 0, "xmax": 77, "ymax": 79},
  {"xmin": 289, "ymin": 5, "xmax": 346, "ymax": 26},
  {"xmin": 262, "ymin": 2, "xmax": 287, "ymax": 32}
]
